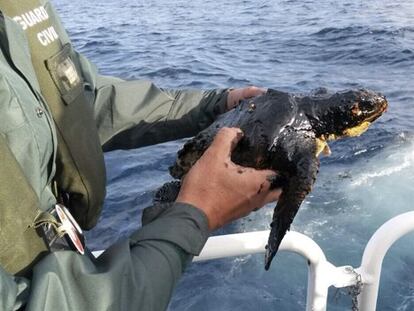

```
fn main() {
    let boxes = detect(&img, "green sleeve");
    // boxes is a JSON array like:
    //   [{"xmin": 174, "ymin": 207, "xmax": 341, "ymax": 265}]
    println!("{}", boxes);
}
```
[
  {"xmin": 0, "ymin": 266, "xmax": 29, "ymax": 311},
  {"xmin": 16, "ymin": 203, "xmax": 210, "ymax": 311},
  {"xmin": 76, "ymin": 54, "xmax": 228, "ymax": 151}
]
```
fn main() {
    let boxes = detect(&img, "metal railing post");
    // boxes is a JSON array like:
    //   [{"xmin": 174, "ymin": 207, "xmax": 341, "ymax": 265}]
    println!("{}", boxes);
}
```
[
  {"xmin": 194, "ymin": 231, "xmax": 331, "ymax": 311},
  {"xmin": 357, "ymin": 211, "xmax": 414, "ymax": 311},
  {"xmin": 92, "ymin": 211, "xmax": 414, "ymax": 310}
]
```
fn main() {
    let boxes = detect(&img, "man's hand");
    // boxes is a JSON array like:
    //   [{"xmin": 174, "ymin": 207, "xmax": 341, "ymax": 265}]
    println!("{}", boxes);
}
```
[
  {"xmin": 226, "ymin": 86, "xmax": 267, "ymax": 111},
  {"xmin": 176, "ymin": 127, "xmax": 281, "ymax": 231}
]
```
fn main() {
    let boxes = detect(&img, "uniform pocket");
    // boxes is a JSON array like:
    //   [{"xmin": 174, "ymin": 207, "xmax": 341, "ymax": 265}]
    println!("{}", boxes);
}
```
[{"xmin": 45, "ymin": 43, "xmax": 83, "ymax": 105}]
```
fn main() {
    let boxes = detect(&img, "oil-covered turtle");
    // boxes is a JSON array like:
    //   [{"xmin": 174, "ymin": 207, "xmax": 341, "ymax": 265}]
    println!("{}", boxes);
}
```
[{"xmin": 156, "ymin": 88, "xmax": 388, "ymax": 270}]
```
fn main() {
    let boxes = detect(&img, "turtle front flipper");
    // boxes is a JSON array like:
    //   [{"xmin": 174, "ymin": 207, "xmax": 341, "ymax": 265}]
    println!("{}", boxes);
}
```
[
  {"xmin": 265, "ymin": 131, "xmax": 320, "ymax": 270},
  {"xmin": 264, "ymin": 177, "xmax": 310, "ymax": 270},
  {"xmin": 154, "ymin": 180, "xmax": 182, "ymax": 203},
  {"xmin": 170, "ymin": 129, "xmax": 218, "ymax": 179}
]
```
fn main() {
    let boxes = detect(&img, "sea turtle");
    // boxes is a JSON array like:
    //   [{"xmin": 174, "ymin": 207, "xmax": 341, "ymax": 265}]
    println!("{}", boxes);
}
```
[{"xmin": 156, "ymin": 88, "xmax": 388, "ymax": 270}]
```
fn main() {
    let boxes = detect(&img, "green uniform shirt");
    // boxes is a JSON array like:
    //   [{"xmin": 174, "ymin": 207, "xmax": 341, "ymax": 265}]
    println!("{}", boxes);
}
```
[{"xmin": 0, "ymin": 0, "xmax": 227, "ymax": 309}]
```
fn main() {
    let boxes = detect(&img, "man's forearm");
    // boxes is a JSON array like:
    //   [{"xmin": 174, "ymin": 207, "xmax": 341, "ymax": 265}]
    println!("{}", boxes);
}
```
[
  {"xmin": 9, "ymin": 203, "xmax": 209, "ymax": 311},
  {"xmin": 93, "ymin": 79, "xmax": 228, "ymax": 151},
  {"xmin": 75, "ymin": 53, "xmax": 228, "ymax": 150}
]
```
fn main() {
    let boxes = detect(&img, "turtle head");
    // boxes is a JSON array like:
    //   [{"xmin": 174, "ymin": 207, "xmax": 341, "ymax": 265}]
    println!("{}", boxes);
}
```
[{"xmin": 311, "ymin": 89, "xmax": 388, "ymax": 140}]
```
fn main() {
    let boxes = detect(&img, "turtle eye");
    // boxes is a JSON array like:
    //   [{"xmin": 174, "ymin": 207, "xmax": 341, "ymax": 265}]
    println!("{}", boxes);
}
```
[{"xmin": 359, "ymin": 99, "xmax": 376, "ymax": 113}]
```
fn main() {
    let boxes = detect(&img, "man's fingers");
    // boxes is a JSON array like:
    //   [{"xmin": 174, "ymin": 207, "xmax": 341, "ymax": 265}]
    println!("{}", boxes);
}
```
[
  {"xmin": 208, "ymin": 127, "xmax": 244, "ymax": 159},
  {"xmin": 242, "ymin": 86, "xmax": 267, "ymax": 99},
  {"xmin": 258, "ymin": 171, "xmax": 282, "ymax": 204},
  {"xmin": 254, "ymin": 170, "xmax": 280, "ymax": 191},
  {"xmin": 264, "ymin": 188, "xmax": 282, "ymax": 204},
  {"xmin": 227, "ymin": 89, "xmax": 243, "ymax": 110},
  {"xmin": 244, "ymin": 169, "xmax": 283, "ymax": 202},
  {"xmin": 227, "ymin": 86, "xmax": 267, "ymax": 110}
]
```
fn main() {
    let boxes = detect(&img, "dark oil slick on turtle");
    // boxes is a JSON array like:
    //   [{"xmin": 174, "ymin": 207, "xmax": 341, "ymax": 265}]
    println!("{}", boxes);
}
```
[{"xmin": 157, "ymin": 88, "xmax": 388, "ymax": 270}]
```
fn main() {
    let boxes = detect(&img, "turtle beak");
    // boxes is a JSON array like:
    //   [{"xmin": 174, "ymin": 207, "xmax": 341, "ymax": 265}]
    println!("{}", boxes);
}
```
[
  {"xmin": 366, "ymin": 96, "xmax": 388, "ymax": 122},
  {"xmin": 380, "ymin": 96, "xmax": 388, "ymax": 113}
]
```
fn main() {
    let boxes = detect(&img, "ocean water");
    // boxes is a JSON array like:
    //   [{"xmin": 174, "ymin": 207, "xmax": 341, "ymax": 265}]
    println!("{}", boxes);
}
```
[{"xmin": 53, "ymin": 0, "xmax": 414, "ymax": 309}]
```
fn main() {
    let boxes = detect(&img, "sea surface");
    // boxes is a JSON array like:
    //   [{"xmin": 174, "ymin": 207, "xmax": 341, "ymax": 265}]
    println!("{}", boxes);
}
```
[{"xmin": 54, "ymin": 0, "xmax": 414, "ymax": 310}]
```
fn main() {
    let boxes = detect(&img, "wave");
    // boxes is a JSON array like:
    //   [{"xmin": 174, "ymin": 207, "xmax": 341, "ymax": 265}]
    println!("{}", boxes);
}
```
[
  {"xmin": 349, "ymin": 138, "xmax": 414, "ymax": 187},
  {"xmin": 307, "ymin": 26, "xmax": 414, "ymax": 66},
  {"xmin": 312, "ymin": 26, "xmax": 414, "ymax": 38},
  {"xmin": 350, "ymin": 152, "xmax": 413, "ymax": 186}
]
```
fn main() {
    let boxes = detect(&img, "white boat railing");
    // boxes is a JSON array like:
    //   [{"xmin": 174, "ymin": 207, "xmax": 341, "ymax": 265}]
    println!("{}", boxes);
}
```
[
  {"xmin": 192, "ymin": 211, "xmax": 414, "ymax": 311},
  {"xmin": 92, "ymin": 211, "xmax": 414, "ymax": 310}
]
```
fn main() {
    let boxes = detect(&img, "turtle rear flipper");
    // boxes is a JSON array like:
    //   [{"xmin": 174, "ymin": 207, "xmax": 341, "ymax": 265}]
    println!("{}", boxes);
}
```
[{"xmin": 265, "ymin": 131, "xmax": 319, "ymax": 270}]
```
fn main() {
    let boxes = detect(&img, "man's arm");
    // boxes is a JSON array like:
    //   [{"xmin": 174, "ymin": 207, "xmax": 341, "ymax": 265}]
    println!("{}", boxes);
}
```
[
  {"xmin": 18, "ymin": 202, "xmax": 207, "ymax": 311},
  {"xmin": 76, "ymin": 53, "xmax": 227, "ymax": 151},
  {"xmin": 76, "ymin": 53, "xmax": 265, "ymax": 151},
  {"xmin": 0, "ymin": 128, "xmax": 280, "ymax": 311},
  {"xmin": 0, "ymin": 202, "xmax": 207, "ymax": 311},
  {"xmin": 0, "ymin": 266, "xmax": 29, "ymax": 311}
]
